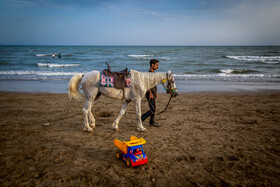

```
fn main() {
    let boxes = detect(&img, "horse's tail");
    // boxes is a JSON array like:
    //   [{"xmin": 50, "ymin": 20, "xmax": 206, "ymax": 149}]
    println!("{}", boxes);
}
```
[{"xmin": 69, "ymin": 73, "xmax": 84, "ymax": 100}]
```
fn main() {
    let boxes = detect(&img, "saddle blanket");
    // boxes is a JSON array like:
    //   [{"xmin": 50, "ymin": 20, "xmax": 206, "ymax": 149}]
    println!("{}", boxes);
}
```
[{"xmin": 99, "ymin": 71, "xmax": 131, "ymax": 88}]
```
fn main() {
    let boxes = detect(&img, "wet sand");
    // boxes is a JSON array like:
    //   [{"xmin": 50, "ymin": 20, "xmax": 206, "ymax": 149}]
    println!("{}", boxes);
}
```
[{"xmin": 0, "ymin": 92, "xmax": 279, "ymax": 186}]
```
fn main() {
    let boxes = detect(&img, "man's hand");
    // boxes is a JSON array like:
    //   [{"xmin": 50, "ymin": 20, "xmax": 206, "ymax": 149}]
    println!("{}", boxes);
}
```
[{"xmin": 149, "ymin": 90, "xmax": 153, "ymax": 99}]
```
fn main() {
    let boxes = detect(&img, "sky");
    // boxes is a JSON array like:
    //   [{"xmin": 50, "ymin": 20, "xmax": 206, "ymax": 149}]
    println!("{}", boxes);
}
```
[{"xmin": 0, "ymin": 0, "xmax": 280, "ymax": 46}]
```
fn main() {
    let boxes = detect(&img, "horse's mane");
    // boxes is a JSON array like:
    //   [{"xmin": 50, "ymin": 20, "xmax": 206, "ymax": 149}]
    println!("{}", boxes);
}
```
[{"xmin": 130, "ymin": 70, "xmax": 166, "ymax": 91}]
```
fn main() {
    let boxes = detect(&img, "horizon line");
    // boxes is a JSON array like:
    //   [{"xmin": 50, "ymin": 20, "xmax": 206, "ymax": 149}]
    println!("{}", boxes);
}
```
[{"xmin": 1, "ymin": 44, "xmax": 280, "ymax": 47}]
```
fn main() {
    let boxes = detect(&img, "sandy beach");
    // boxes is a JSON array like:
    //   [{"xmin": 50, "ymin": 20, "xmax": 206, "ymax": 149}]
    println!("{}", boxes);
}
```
[{"xmin": 0, "ymin": 92, "xmax": 279, "ymax": 186}]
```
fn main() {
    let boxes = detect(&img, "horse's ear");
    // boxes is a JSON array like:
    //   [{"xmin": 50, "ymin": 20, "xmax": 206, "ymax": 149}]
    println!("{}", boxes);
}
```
[{"xmin": 167, "ymin": 70, "xmax": 172, "ymax": 78}]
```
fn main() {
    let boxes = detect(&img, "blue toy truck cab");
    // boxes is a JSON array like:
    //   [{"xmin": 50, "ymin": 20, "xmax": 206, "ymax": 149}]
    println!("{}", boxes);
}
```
[{"xmin": 123, "ymin": 145, "xmax": 147, "ymax": 167}]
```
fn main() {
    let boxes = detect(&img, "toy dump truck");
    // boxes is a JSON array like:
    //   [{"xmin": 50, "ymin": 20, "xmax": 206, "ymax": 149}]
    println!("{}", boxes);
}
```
[{"xmin": 114, "ymin": 135, "xmax": 148, "ymax": 167}]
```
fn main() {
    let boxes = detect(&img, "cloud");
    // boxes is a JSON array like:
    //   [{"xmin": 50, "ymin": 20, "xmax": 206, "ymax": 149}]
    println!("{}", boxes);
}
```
[
  {"xmin": 101, "ymin": 4, "xmax": 160, "ymax": 19},
  {"xmin": 3, "ymin": 0, "xmax": 110, "ymax": 11},
  {"xmin": 1, "ymin": 0, "xmax": 280, "ymax": 45},
  {"xmin": 217, "ymin": 1, "xmax": 280, "ymax": 44},
  {"xmin": 155, "ymin": 0, "xmax": 280, "ymax": 45}
]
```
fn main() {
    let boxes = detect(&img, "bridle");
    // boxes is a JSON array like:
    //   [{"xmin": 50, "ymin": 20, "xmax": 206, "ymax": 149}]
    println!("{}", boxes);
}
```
[
  {"xmin": 148, "ymin": 73, "xmax": 177, "ymax": 115},
  {"xmin": 162, "ymin": 73, "xmax": 178, "ymax": 97}
]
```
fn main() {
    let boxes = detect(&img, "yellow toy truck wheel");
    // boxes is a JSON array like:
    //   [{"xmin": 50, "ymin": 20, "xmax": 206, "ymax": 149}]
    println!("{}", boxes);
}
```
[
  {"xmin": 126, "ymin": 158, "xmax": 131, "ymax": 167},
  {"xmin": 116, "ymin": 151, "xmax": 122, "ymax": 159}
]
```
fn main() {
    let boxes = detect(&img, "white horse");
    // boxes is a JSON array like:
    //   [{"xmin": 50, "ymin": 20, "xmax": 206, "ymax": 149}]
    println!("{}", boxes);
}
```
[{"xmin": 68, "ymin": 70, "xmax": 178, "ymax": 132}]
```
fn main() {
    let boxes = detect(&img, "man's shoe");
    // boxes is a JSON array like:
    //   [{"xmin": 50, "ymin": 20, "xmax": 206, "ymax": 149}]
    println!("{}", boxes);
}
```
[{"xmin": 150, "ymin": 123, "xmax": 160, "ymax": 127}]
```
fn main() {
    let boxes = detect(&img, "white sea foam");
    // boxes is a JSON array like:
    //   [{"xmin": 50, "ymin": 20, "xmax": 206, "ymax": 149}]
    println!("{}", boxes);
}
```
[
  {"xmin": 36, "ymin": 54, "xmax": 49, "ymax": 56},
  {"xmin": 128, "ymin": 54, "xmax": 170, "ymax": 60},
  {"xmin": 173, "ymin": 73, "xmax": 276, "ymax": 79},
  {"xmin": 217, "ymin": 73, "xmax": 265, "ymax": 78},
  {"xmin": 0, "ymin": 70, "xmax": 78, "ymax": 76},
  {"xmin": 37, "ymin": 63, "xmax": 80, "ymax": 67},
  {"xmin": 128, "ymin": 55, "xmax": 153, "ymax": 58},
  {"xmin": 128, "ymin": 55, "xmax": 154, "ymax": 60},
  {"xmin": 220, "ymin": 69, "xmax": 234, "ymax": 74},
  {"xmin": 158, "ymin": 57, "xmax": 171, "ymax": 61},
  {"xmin": 227, "ymin": 56, "xmax": 280, "ymax": 64}
]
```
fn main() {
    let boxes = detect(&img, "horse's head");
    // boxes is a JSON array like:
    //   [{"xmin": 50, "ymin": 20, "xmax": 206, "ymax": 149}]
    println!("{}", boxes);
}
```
[{"xmin": 162, "ymin": 70, "xmax": 178, "ymax": 97}]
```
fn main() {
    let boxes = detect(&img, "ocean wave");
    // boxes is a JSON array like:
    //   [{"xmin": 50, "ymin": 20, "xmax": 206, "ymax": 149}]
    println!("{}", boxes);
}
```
[
  {"xmin": 37, "ymin": 63, "xmax": 80, "ymax": 67},
  {"xmin": 220, "ymin": 69, "xmax": 257, "ymax": 74},
  {"xmin": 173, "ymin": 74, "xmax": 275, "ymax": 82},
  {"xmin": 73, "ymin": 52, "xmax": 86, "ymax": 55},
  {"xmin": 0, "ymin": 70, "xmax": 78, "ymax": 76},
  {"xmin": 128, "ymin": 54, "xmax": 170, "ymax": 61},
  {"xmin": 0, "ymin": 62, "xmax": 13, "ymax": 66},
  {"xmin": 0, "ymin": 77, "xmax": 68, "ymax": 81},
  {"xmin": 227, "ymin": 56, "xmax": 280, "ymax": 64},
  {"xmin": 0, "ymin": 70, "xmax": 278, "ymax": 82},
  {"xmin": 173, "ymin": 73, "xmax": 280, "ymax": 80}
]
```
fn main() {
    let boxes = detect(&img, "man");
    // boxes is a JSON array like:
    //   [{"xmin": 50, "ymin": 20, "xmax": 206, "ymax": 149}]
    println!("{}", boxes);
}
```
[{"xmin": 141, "ymin": 59, "xmax": 160, "ymax": 127}]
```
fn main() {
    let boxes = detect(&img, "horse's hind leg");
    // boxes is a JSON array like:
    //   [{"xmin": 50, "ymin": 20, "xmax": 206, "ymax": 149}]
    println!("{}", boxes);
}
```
[
  {"xmin": 83, "ymin": 92, "xmax": 98, "ymax": 132},
  {"xmin": 112, "ymin": 100, "xmax": 130, "ymax": 131},
  {"xmin": 88, "ymin": 92, "xmax": 100, "ymax": 129},
  {"xmin": 83, "ymin": 98, "xmax": 94, "ymax": 132},
  {"xmin": 89, "ymin": 110, "xmax": 95, "ymax": 129}
]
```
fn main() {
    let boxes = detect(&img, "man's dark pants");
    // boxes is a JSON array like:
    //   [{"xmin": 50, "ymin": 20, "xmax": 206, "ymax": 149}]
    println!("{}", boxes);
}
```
[{"xmin": 141, "ymin": 98, "xmax": 156, "ymax": 124}]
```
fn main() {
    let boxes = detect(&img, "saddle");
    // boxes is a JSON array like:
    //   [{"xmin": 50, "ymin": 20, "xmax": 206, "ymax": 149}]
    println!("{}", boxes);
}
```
[{"xmin": 103, "ymin": 63, "xmax": 130, "ymax": 89}]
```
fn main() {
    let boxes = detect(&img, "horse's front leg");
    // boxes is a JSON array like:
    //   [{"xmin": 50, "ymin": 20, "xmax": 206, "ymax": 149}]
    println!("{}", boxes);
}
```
[
  {"xmin": 135, "ymin": 99, "xmax": 147, "ymax": 132},
  {"xmin": 112, "ymin": 100, "xmax": 130, "ymax": 131}
]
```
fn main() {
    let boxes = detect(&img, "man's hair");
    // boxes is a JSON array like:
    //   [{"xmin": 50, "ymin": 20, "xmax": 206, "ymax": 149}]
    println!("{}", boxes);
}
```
[{"xmin": 150, "ymin": 59, "xmax": 159, "ymax": 67}]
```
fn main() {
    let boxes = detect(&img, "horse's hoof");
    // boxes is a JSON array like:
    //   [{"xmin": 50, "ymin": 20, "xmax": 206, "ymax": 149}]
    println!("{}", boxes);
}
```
[
  {"xmin": 113, "ymin": 127, "xmax": 119, "ymax": 131},
  {"xmin": 83, "ymin": 127, "xmax": 93, "ymax": 132},
  {"xmin": 89, "ymin": 124, "xmax": 95, "ymax": 129},
  {"xmin": 137, "ymin": 127, "xmax": 147, "ymax": 132}
]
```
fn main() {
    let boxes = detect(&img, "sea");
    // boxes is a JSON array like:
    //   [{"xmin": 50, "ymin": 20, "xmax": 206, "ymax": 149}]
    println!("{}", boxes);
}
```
[{"xmin": 0, "ymin": 45, "xmax": 279, "ymax": 93}]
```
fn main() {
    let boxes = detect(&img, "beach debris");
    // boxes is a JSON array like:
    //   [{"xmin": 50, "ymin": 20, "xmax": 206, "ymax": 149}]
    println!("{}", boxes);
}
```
[
  {"xmin": 42, "ymin": 122, "xmax": 50, "ymax": 127},
  {"xmin": 73, "ymin": 158, "xmax": 87, "ymax": 165}
]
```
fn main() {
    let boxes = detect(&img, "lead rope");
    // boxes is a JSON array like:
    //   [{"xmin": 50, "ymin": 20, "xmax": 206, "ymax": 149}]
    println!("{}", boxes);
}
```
[{"xmin": 148, "ymin": 95, "xmax": 173, "ymax": 115}]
